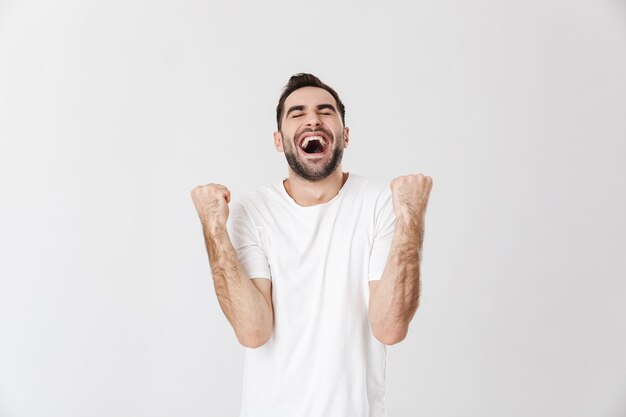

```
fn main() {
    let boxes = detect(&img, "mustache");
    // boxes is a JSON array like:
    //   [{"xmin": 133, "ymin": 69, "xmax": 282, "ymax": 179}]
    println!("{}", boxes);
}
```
[{"xmin": 296, "ymin": 126, "xmax": 333, "ymax": 142}]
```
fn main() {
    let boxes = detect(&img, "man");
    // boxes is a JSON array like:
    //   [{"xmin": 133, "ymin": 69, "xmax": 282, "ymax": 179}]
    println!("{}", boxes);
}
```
[{"xmin": 191, "ymin": 73, "xmax": 432, "ymax": 417}]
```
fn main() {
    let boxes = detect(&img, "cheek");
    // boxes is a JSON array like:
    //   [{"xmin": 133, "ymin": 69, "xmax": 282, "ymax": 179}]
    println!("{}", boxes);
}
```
[{"xmin": 285, "ymin": 136, "xmax": 297, "ymax": 151}]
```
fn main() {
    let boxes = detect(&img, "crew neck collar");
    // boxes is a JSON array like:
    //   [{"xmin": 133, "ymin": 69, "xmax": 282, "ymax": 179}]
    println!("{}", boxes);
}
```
[{"xmin": 279, "ymin": 172, "xmax": 352, "ymax": 210}]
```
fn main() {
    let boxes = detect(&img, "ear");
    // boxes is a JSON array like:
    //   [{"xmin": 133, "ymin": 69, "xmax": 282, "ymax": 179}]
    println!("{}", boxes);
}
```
[
  {"xmin": 273, "ymin": 131, "xmax": 284, "ymax": 152},
  {"xmin": 343, "ymin": 127, "xmax": 350, "ymax": 149}
]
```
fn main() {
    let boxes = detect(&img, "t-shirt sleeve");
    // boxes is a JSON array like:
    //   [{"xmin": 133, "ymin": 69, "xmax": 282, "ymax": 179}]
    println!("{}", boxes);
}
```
[
  {"xmin": 368, "ymin": 185, "xmax": 397, "ymax": 281},
  {"xmin": 226, "ymin": 200, "xmax": 272, "ymax": 280}
]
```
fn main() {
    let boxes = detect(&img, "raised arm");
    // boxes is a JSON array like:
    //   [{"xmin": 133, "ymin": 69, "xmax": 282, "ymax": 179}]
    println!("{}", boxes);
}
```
[
  {"xmin": 369, "ymin": 174, "xmax": 432, "ymax": 345},
  {"xmin": 191, "ymin": 183, "xmax": 273, "ymax": 348}
]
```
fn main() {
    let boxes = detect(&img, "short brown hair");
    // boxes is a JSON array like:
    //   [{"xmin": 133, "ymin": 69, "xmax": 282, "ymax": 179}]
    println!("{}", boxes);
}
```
[{"xmin": 276, "ymin": 73, "xmax": 346, "ymax": 131}]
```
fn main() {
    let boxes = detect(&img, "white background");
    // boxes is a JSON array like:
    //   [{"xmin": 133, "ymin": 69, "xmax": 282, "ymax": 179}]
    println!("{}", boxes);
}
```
[{"xmin": 1, "ymin": 0, "xmax": 625, "ymax": 416}]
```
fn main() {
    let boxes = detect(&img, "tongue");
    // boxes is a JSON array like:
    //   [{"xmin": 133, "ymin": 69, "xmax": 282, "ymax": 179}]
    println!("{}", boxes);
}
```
[{"xmin": 303, "ymin": 141, "xmax": 325, "ymax": 154}]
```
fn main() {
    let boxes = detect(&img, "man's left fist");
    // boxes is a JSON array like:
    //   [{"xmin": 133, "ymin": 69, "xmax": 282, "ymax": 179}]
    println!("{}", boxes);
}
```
[{"xmin": 390, "ymin": 174, "xmax": 433, "ymax": 221}]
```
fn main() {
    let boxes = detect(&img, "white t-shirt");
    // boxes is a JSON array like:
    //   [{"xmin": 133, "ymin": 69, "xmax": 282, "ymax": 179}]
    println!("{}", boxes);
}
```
[{"xmin": 226, "ymin": 172, "xmax": 396, "ymax": 417}]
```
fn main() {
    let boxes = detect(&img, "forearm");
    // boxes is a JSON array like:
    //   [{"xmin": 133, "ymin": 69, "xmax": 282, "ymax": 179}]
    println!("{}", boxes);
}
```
[
  {"xmin": 369, "ymin": 216, "xmax": 423, "ymax": 343},
  {"xmin": 202, "ymin": 223, "xmax": 273, "ymax": 347}
]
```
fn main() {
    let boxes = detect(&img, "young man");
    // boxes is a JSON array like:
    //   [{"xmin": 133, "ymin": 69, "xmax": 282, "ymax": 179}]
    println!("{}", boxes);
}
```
[{"xmin": 191, "ymin": 73, "xmax": 433, "ymax": 417}]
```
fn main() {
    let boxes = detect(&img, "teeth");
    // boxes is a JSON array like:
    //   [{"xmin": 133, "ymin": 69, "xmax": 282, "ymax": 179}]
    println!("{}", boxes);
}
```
[{"xmin": 301, "ymin": 135, "xmax": 326, "ymax": 149}]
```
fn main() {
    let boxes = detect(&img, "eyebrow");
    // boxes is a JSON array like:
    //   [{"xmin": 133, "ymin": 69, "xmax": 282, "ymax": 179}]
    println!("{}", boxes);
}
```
[{"xmin": 285, "ymin": 103, "xmax": 338, "ymax": 118}]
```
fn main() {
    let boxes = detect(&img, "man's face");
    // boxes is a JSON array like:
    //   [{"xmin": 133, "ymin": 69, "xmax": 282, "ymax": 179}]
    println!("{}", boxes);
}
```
[{"xmin": 274, "ymin": 86, "xmax": 349, "ymax": 182}]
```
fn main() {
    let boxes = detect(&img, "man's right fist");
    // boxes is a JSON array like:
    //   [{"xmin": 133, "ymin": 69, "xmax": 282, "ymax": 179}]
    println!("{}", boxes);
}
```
[{"xmin": 191, "ymin": 183, "xmax": 231, "ymax": 229}]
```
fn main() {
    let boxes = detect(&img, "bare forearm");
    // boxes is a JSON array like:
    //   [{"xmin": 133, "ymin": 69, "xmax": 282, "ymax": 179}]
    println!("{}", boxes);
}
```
[
  {"xmin": 369, "ymin": 216, "xmax": 423, "ymax": 343},
  {"xmin": 202, "ymin": 223, "xmax": 273, "ymax": 347}
]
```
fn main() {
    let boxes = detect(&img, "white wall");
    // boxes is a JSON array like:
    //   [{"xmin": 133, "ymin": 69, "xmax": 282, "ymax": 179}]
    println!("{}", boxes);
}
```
[{"xmin": 1, "ymin": 0, "xmax": 625, "ymax": 416}]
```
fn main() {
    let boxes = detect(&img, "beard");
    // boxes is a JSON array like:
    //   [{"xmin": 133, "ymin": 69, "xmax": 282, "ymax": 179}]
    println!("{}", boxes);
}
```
[{"xmin": 281, "ymin": 127, "xmax": 345, "ymax": 182}]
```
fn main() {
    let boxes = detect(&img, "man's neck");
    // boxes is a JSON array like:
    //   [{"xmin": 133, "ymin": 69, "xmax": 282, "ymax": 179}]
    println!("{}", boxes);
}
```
[{"xmin": 283, "ymin": 169, "xmax": 349, "ymax": 207}]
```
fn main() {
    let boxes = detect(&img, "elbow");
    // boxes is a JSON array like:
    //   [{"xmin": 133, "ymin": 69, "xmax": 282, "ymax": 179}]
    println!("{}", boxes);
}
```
[
  {"xmin": 237, "ymin": 329, "xmax": 273, "ymax": 349},
  {"xmin": 240, "ymin": 336, "xmax": 270, "ymax": 349},
  {"xmin": 374, "ymin": 331, "xmax": 407, "ymax": 346},
  {"xmin": 371, "ymin": 325, "xmax": 408, "ymax": 346}
]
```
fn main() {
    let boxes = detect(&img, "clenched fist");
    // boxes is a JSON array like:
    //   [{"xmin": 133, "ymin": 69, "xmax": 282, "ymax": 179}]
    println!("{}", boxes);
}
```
[
  {"xmin": 390, "ymin": 174, "xmax": 433, "ymax": 222},
  {"xmin": 191, "ymin": 183, "xmax": 232, "ymax": 229}
]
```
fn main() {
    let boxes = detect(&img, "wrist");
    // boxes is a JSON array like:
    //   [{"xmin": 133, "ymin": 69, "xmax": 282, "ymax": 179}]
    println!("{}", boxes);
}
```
[
  {"xmin": 202, "ymin": 220, "xmax": 227, "ymax": 236},
  {"xmin": 395, "ymin": 211, "xmax": 423, "ymax": 227}
]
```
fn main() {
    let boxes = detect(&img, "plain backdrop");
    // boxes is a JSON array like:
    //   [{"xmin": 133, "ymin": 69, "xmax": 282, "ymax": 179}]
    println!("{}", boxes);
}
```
[{"xmin": 1, "ymin": 0, "xmax": 625, "ymax": 416}]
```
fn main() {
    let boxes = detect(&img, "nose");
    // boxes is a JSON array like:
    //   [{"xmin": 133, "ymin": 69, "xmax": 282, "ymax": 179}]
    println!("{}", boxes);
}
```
[{"xmin": 305, "ymin": 112, "xmax": 322, "ymax": 128}]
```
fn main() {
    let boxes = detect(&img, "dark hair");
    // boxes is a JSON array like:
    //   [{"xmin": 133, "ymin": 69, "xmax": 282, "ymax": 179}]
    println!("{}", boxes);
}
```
[{"xmin": 276, "ymin": 73, "xmax": 346, "ymax": 130}]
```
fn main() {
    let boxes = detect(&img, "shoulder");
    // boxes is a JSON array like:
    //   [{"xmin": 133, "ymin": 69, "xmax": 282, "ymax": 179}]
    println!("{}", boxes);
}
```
[
  {"xmin": 231, "ymin": 182, "xmax": 281, "ymax": 221},
  {"xmin": 349, "ymin": 173, "xmax": 391, "ymax": 202}
]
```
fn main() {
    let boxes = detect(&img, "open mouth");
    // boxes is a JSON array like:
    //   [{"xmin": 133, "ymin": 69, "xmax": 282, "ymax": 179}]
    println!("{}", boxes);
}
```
[{"xmin": 298, "ymin": 133, "xmax": 330, "ymax": 156}]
